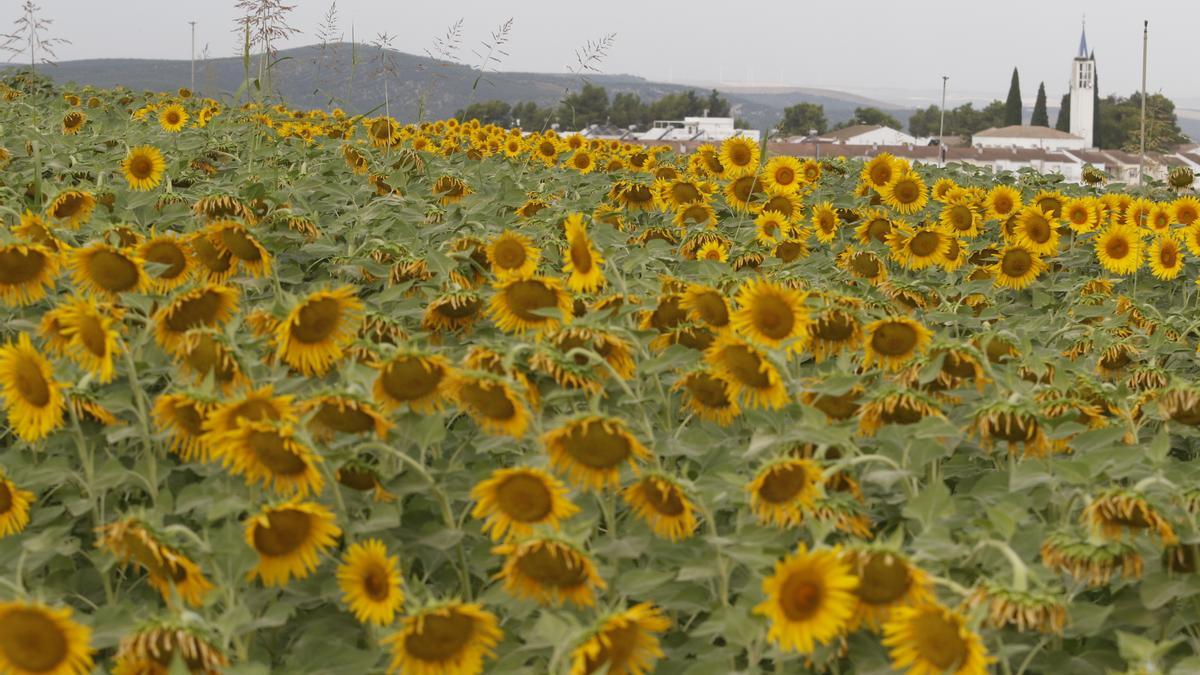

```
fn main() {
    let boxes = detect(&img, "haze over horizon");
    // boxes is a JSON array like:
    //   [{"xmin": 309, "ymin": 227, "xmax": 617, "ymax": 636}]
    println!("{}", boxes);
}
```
[{"xmin": 7, "ymin": 0, "xmax": 1198, "ymax": 109}]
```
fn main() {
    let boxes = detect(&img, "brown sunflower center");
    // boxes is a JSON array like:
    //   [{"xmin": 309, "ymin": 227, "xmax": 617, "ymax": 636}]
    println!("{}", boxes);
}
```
[
  {"xmin": 684, "ymin": 373, "xmax": 733, "ymax": 408},
  {"xmin": 750, "ymin": 294, "xmax": 796, "ymax": 340},
  {"xmin": 911, "ymin": 611, "xmax": 968, "ymax": 671},
  {"xmin": 993, "ymin": 194, "xmax": 1013, "ymax": 214},
  {"xmin": 190, "ymin": 238, "xmax": 234, "ymax": 274},
  {"xmin": 719, "ymin": 344, "xmax": 771, "ymax": 388},
  {"xmin": 74, "ymin": 313, "xmax": 108, "ymax": 358},
  {"xmin": 291, "ymin": 297, "xmax": 342, "ymax": 344},
  {"xmin": 165, "ymin": 111, "xmax": 182, "ymax": 125},
  {"xmin": 729, "ymin": 176, "xmax": 761, "ymax": 204},
  {"xmin": 856, "ymin": 554, "xmax": 912, "ymax": 605},
  {"xmin": 1022, "ymin": 214, "xmax": 1051, "ymax": 243},
  {"xmin": 774, "ymin": 167, "xmax": 795, "ymax": 185},
  {"xmin": 142, "ymin": 241, "xmax": 187, "ymax": 279},
  {"xmin": 811, "ymin": 390, "xmax": 860, "ymax": 420},
  {"xmin": 247, "ymin": 429, "xmax": 307, "ymax": 477},
  {"xmin": 129, "ymin": 154, "xmax": 154, "ymax": 179},
  {"xmin": 1037, "ymin": 197, "xmax": 1062, "ymax": 217},
  {"xmin": 880, "ymin": 399, "xmax": 926, "ymax": 425},
  {"xmin": 314, "ymin": 402, "xmax": 376, "ymax": 434},
  {"xmin": 0, "ymin": 481, "xmax": 11, "ymax": 514},
  {"xmin": 728, "ymin": 143, "xmax": 752, "ymax": 167},
  {"xmin": 869, "ymin": 163, "xmax": 892, "ymax": 186},
  {"xmin": 504, "ymin": 280, "xmax": 560, "ymax": 322},
  {"xmin": 1105, "ymin": 236, "xmax": 1130, "ymax": 260},
  {"xmin": 871, "ymin": 322, "xmax": 918, "ymax": 357},
  {"xmin": 0, "ymin": 248, "xmax": 47, "ymax": 285},
  {"xmin": 514, "ymin": 545, "xmax": 589, "ymax": 588},
  {"xmin": 170, "ymin": 401, "xmax": 206, "ymax": 436},
  {"xmin": 52, "ymin": 193, "xmax": 87, "ymax": 219},
  {"xmin": 218, "ymin": 228, "xmax": 263, "ymax": 262},
  {"xmin": 813, "ymin": 312, "xmax": 855, "ymax": 341},
  {"xmin": 457, "ymin": 380, "xmax": 516, "ymax": 420},
  {"xmin": 492, "ymin": 240, "xmax": 527, "ymax": 270},
  {"xmin": 892, "ymin": 179, "xmax": 919, "ymax": 204},
  {"xmin": 433, "ymin": 296, "xmax": 481, "ymax": 320},
  {"xmin": 86, "ymin": 249, "xmax": 140, "ymax": 292},
  {"xmin": 561, "ymin": 422, "xmax": 633, "ymax": 469},
  {"xmin": 1000, "ymin": 249, "xmax": 1033, "ymax": 277},
  {"xmin": 757, "ymin": 464, "xmax": 812, "ymax": 504},
  {"xmin": 253, "ymin": 509, "xmax": 313, "ymax": 557},
  {"xmin": 380, "ymin": 357, "xmax": 444, "ymax": 403},
  {"xmin": 780, "ymin": 576, "xmax": 824, "ymax": 621},
  {"xmin": 223, "ymin": 398, "xmax": 283, "ymax": 431},
  {"xmin": 947, "ymin": 206, "xmax": 973, "ymax": 230},
  {"xmin": 639, "ymin": 480, "xmax": 685, "ymax": 516},
  {"xmin": 1160, "ymin": 244, "xmax": 1179, "ymax": 268},
  {"xmin": 404, "ymin": 612, "xmax": 475, "ymax": 662},
  {"xmin": 164, "ymin": 290, "xmax": 230, "ymax": 333},
  {"xmin": 1068, "ymin": 207, "xmax": 1090, "ymax": 225},
  {"xmin": 496, "ymin": 474, "xmax": 553, "ymax": 522},
  {"xmin": 13, "ymin": 354, "xmax": 50, "ymax": 407},
  {"xmin": 909, "ymin": 231, "xmax": 941, "ymax": 257},
  {"xmin": 362, "ymin": 564, "xmax": 392, "ymax": 601},
  {"xmin": 569, "ymin": 238, "xmax": 594, "ymax": 274},
  {"xmin": 689, "ymin": 292, "xmax": 729, "ymax": 327},
  {"xmin": 0, "ymin": 608, "xmax": 69, "ymax": 672},
  {"xmin": 850, "ymin": 253, "xmax": 881, "ymax": 277}
]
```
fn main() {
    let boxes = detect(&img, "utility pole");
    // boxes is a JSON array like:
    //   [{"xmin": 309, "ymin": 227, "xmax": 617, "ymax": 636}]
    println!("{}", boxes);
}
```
[
  {"xmin": 189, "ymin": 21, "xmax": 197, "ymax": 92},
  {"xmin": 1139, "ymin": 20, "xmax": 1148, "ymax": 184},
  {"xmin": 939, "ymin": 75, "xmax": 949, "ymax": 166}
]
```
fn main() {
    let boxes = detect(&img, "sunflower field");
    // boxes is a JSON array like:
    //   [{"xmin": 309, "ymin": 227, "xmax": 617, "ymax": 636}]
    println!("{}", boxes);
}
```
[{"xmin": 1, "ymin": 69, "xmax": 1200, "ymax": 675}]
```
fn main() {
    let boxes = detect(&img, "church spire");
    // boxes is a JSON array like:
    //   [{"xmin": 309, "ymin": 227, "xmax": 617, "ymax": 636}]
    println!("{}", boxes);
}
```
[{"xmin": 1077, "ymin": 16, "xmax": 1089, "ymax": 59}]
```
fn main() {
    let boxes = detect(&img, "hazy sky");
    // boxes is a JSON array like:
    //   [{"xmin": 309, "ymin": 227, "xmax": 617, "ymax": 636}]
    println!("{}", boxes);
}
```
[{"xmin": 14, "ymin": 0, "xmax": 1199, "ymax": 106}]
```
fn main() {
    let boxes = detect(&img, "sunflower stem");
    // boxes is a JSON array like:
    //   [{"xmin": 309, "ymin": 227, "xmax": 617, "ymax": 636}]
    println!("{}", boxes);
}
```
[
  {"xmin": 975, "ymin": 539, "xmax": 1030, "ymax": 593},
  {"xmin": 121, "ymin": 340, "xmax": 158, "ymax": 503},
  {"xmin": 693, "ymin": 497, "xmax": 730, "ymax": 608}
]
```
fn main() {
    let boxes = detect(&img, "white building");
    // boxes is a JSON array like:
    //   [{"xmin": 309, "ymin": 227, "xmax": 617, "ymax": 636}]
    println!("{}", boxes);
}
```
[
  {"xmin": 1069, "ymin": 24, "xmax": 1096, "ymax": 147},
  {"xmin": 633, "ymin": 117, "xmax": 760, "ymax": 143},
  {"xmin": 820, "ymin": 124, "xmax": 917, "ymax": 146},
  {"xmin": 972, "ymin": 125, "xmax": 1088, "ymax": 151}
]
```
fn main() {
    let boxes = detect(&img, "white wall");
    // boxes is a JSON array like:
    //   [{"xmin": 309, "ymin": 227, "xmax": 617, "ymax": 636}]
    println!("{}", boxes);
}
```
[
  {"xmin": 840, "ymin": 127, "xmax": 917, "ymax": 146},
  {"xmin": 973, "ymin": 135, "xmax": 1088, "ymax": 151}
]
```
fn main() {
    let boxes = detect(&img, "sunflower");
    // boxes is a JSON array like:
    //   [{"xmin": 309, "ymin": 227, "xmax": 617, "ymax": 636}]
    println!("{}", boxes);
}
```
[
  {"xmin": 158, "ymin": 103, "xmax": 188, "ymax": 132},
  {"xmin": 1061, "ymin": 197, "xmax": 1099, "ymax": 233},
  {"xmin": 451, "ymin": 373, "xmax": 530, "ymax": 438},
  {"xmin": 138, "ymin": 232, "xmax": 192, "ymax": 292},
  {"xmin": 983, "ymin": 184, "xmax": 1021, "ymax": 221},
  {"xmin": 568, "ymin": 603, "xmax": 670, "ymax": 675},
  {"xmin": 244, "ymin": 499, "xmax": 341, "ymax": 586},
  {"xmin": 730, "ymin": 278, "xmax": 810, "ymax": 353},
  {"xmin": 337, "ymin": 538, "xmax": 404, "ymax": 626},
  {"xmin": 121, "ymin": 145, "xmax": 166, "ymax": 191},
  {"xmin": 67, "ymin": 242, "xmax": 146, "ymax": 297},
  {"xmin": 0, "ymin": 333, "xmax": 64, "ymax": 442},
  {"xmin": 754, "ymin": 545, "xmax": 858, "ymax": 654},
  {"xmin": 98, "ymin": 517, "xmax": 214, "ymax": 607},
  {"xmin": 758, "ymin": 155, "xmax": 802, "ymax": 193},
  {"xmin": 844, "ymin": 548, "xmax": 934, "ymax": 632},
  {"xmin": 213, "ymin": 420, "xmax": 324, "ymax": 495},
  {"xmin": 0, "ymin": 243, "xmax": 60, "ymax": 307},
  {"xmin": 153, "ymin": 391, "xmax": 213, "ymax": 461},
  {"xmin": 487, "ymin": 274, "xmax": 572, "ymax": 335},
  {"xmin": 857, "ymin": 388, "xmax": 944, "ymax": 436},
  {"xmin": 747, "ymin": 458, "xmax": 823, "ymax": 527},
  {"xmin": 838, "ymin": 247, "xmax": 888, "ymax": 283},
  {"xmin": 422, "ymin": 291, "xmax": 483, "ymax": 334},
  {"xmin": 206, "ymin": 220, "xmax": 271, "ymax": 278},
  {"xmin": 486, "ymin": 230, "xmax": 540, "ymax": 278},
  {"xmin": 862, "ymin": 154, "xmax": 900, "ymax": 189},
  {"xmin": 373, "ymin": 351, "xmax": 454, "ymax": 413},
  {"xmin": 622, "ymin": 473, "xmax": 697, "ymax": 541},
  {"xmin": 188, "ymin": 234, "xmax": 236, "ymax": 283},
  {"xmin": 273, "ymin": 286, "xmax": 363, "ymax": 376},
  {"xmin": 811, "ymin": 201, "xmax": 841, "ymax": 243},
  {"xmin": 61, "ymin": 110, "xmax": 86, "ymax": 135},
  {"xmin": 153, "ymin": 284, "xmax": 239, "ymax": 356},
  {"xmin": 1094, "ymin": 224, "xmax": 1143, "ymax": 275},
  {"xmin": 111, "ymin": 623, "xmax": 227, "ymax": 675},
  {"xmin": 54, "ymin": 296, "xmax": 121, "ymax": 383},
  {"xmin": 881, "ymin": 603, "xmax": 992, "ymax": 675},
  {"xmin": 383, "ymin": 602, "xmax": 502, "ymax": 675},
  {"xmin": 1148, "ymin": 235, "xmax": 1184, "ymax": 280},
  {"xmin": 493, "ymin": 538, "xmax": 605, "ymax": 607},
  {"xmin": 203, "ymin": 385, "xmax": 298, "ymax": 450},
  {"xmin": 724, "ymin": 175, "xmax": 766, "ymax": 211},
  {"xmin": 563, "ymin": 214, "xmax": 606, "ymax": 293},
  {"xmin": 939, "ymin": 202, "xmax": 981, "ymax": 238},
  {"xmin": 14, "ymin": 211, "xmax": 62, "ymax": 252},
  {"xmin": 543, "ymin": 415, "xmax": 651, "ymax": 491},
  {"xmin": 889, "ymin": 225, "xmax": 951, "ymax": 270},
  {"xmin": 1040, "ymin": 531, "xmax": 1143, "ymax": 587},
  {"xmin": 1172, "ymin": 196, "xmax": 1200, "ymax": 227},
  {"xmin": 0, "ymin": 601, "xmax": 93, "ymax": 675},
  {"xmin": 862, "ymin": 316, "xmax": 932, "ymax": 372},
  {"xmin": 676, "ymin": 284, "xmax": 728, "ymax": 331},
  {"xmin": 1082, "ymin": 490, "xmax": 1177, "ymax": 545},
  {"xmin": 990, "ymin": 244, "xmax": 1047, "ymax": 290},
  {"xmin": 965, "ymin": 582, "xmax": 1067, "ymax": 635},
  {"xmin": 754, "ymin": 211, "xmax": 790, "ymax": 245},
  {"xmin": 303, "ymin": 395, "xmax": 391, "ymax": 440},
  {"xmin": 0, "ymin": 474, "xmax": 33, "ymax": 538},
  {"xmin": 674, "ymin": 369, "xmax": 741, "ymax": 425},
  {"xmin": 719, "ymin": 136, "xmax": 760, "ymax": 177},
  {"xmin": 470, "ymin": 467, "xmax": 576, "ymax": 542},
  {"xmin": 695, "ymin": 240, "xmax": 729, "ymax": 262},
  {"xmin": 704, "ymin": 333, "xmax": 789, "ymax": 410},
  {"xmin": 47, "ymin": 190, "xmax": 96, "ymax": 228},
  {"xmin": 881, "ymin": 172, "xmax": 928, "ymax": 215},
  {"xmin": 673, "ymin": 202, "xmax": 718, "ymax": 229},
  {"xmin": 1011, "ymin": 205, "xmax": 1060, "ymax": 255}
]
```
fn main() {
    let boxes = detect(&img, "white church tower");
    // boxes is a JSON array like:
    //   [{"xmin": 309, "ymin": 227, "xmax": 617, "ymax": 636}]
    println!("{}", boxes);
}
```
[{"xmin": 1069, "ymin": 21, "xmax": 1095, "ymax": 147}]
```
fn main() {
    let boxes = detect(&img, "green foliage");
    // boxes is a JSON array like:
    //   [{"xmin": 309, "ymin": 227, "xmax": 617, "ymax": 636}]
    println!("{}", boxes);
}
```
[
  {"xmin": 908, "ymin": 100, "xmax": 1006, "ymax": 139},
  {"xmin": 1055, "ymin": 93, "xmax": 1071, "ymax": 132},
  {"xmin": 1004, "ymin": 67, "xmax": 1023, "ymax": 126},
  {"xmin": 1031, "ymin": 82, "xmax": 1049, "ymax": 127},
  {"xmin": 833, "ymin": 106, "xmax": 901, "ymax": 131},
  {"xmin": 777, "ymin": 102, "xmax": 828, "ymax": 136},
  {"xmin": 1097, "ymin": 92, "xmax": 1189, "ymax": 152}
]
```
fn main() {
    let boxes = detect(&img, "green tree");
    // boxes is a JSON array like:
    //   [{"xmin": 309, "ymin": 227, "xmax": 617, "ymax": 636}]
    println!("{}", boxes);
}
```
[
  {"xmin": 908, "ymin": 100, "xmax": 1005, "ymax": 138},
  {"xmin": 559, "ymin": 83, "xmax": 610, "ymax": 128},
  {"xmin": 1122, "ymin": 92, "xmax": 1188, "ymax": 153},
  {"xmin": 511, "ymin": 101, "xmax": 555, "ymax": 130},
  {"xmin": 1093, "ymin": 59, "xmax": 1101, "ymax": 147},
  {"xmin": 1031, "ymin": 82, "xmax": 1049, "ymax": 126},
  {"xmin": 456, "ymin": 100, "xmax": 512, "ymax": 125},
  {"xmin": 778, "ymin": 102, "xmax": 827, "ymax": 136},
  {"xmin": 1055, "ymin": 93, "xmax": 1070, "ymax": 132},
  {"xmin": 609, "ymin": 92, "xmax": 646, "ymax": 128},
  {"xmin": 835, "ymin": 106, "xmax": 901, "ymax": 130},
  {"xmin": 1004, "ymin": 67, "xmax": 1023, "ymax": 126},
  {"xmin": 705, "ymin": 89, "xmax": 731, "ymax": 117}
]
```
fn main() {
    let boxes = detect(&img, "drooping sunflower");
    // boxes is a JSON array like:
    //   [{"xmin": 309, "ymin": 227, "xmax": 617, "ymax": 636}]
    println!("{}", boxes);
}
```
[
  {"xmin": 674, "ymin": 369, "xmax": 741, "ymax": 425},
  {"xmin": 568, "ymin": 603, "xmax": 670, "ymax": 675},
  {"xmin": 0, "ymin": 332, "xmax": 64, "ymax": 442},
  {"xmin": 881, "ymin": 603, "xmax": 992, "ymax": 675},
  {"xmin": 337, "ymin": 538, "xmax": 405, "ymax": 626},
  {"xmin": 373, "ymin": 351, "xmax": 455, "ymax": 413},
  {"xmin": 543, "ymin": 415, "xmax": 651, "ymax": 491},
  {"xmin": 487, "ymin": 274, "xmax": 572, "ymax": 335},
  {"xmin": 1040, "ymin": 531, "xmax": 1143, "ymax": 587},
  {"xmin": 244, "ymin": 499, "xmax": 341, "ymax": 587},
  {"xmin": 470, "ymin": 466, "xmax": 578, "ymax": 541},
  {"xmin": 188, "ymin": 234, "xmax": 236, "ymax": 283},
  {"xmin": 493, "ymin": 538, "xmax": 606, "ymax": 607},
  {"xmin": 158, "ymin": 103, "xmax": 188, "ymax": 132},
  {"xmin": 152, "ymin": 284, "xmax": 240, "ymax": 355},
  {"xmin": 809, "ymin": 303, "xmax": 863, "ymax": 363},
  {"xmin": 98, "ymin": 517, "xmax": 214, "ymax": 607},
  {"xmin": 719, "ymin": 136, "xmax": 760, "ymax": 177},
  {"xmin": 704, "ymin": 333, "xmax": 790, "ymax": 410},
  {"xmin": 111, "ymin": 623, "xmax": 227, "ymax": 675},
  {"xmin": 0, "ymin": 473, "xmax": 33, "ymax": 538},
  {"xmin": 0, "ymin": 601, "xmax": 93, "ymax": 675},
  {"xmin": 153, "ymin": 391, "xmax": 213, "ymax": 461},
  {"xmin": 965, "ymin": 582, "xmax": 1067, "ymax": 635},
  {"xmin": 273, "ymin": 286, "xmax": 363, "ymax": 376},
  {"xmin": 624, "ymin": 473, "xmax": 697, "ymax": 541},
  {"xmin": 47, "ymin": 190, "xmax": 97, "ymax": 228},
  {"xmin": 138, "ymin": 232, "xmax": 192, "ymax": 292},
  {"xmin": 68, "ymin": 242, "xmax": 146, "ymax": 297},
  {"xmin": 451, "ymin": 373, "xmax": 530, "ymax": 438},
  {"xmin": 423, "ymin": 291, "xmax": 483, "ymax": 334},
  {"xmin": 382, "ymin": 602, "xmax": 502, "ymax": 675},
  {"xmin": 0, "ymin": 243, "xmax": 60, "ymax": 307},
  {"xmin": 205, "ymin": 220, "xmax": 271, "ymax": 278},
  {"xmin": 844, "ymin": 547, "xmax": 934, "ymax": 632},
  {"xmin": 610, "ymin": 180, "xmax": 658, "ymax": 211},
  {"xmin": 121, "ymin": 145, "xmax": 166, "ymax": 191},
  {"xmin": 861, "ymin": 316, "xmax": 933, "ymax": 372},
  {"xmin": 202, "ymin": 384, "xmax": 298, "ymax": 449},
  {"xmin": 857, "ymin": 387, "xmax": 945, "ymax": 437},
  {"xmin": 748, "ymin": 458, "xmax": 823, "ymax": 527},
  {"xmin": 486, "ymin": 230, "xmax": 540, "ymax": 278},
  {"xmin": 680, "ymin": 283, "xmax": 731, "ymax": 330},
  {"xmin": 754, "ymin": 545, "xmax": 858, "ymax": 654},
  {"xmin": 563, "ymin": 214, "xmax": 606, "ymax": 293},
  {"xmin": 303, "ymin": 394, "xmax": 391, "ymax": 440},
  {"xmin": 213, "ymin": 420, "xmax": 324, "ymax": 496},
  {"xmin": 1094, "ymin": 223, "xmax": 1143, "ymax": 275},
  {"xmin": 1147, "ymin": 235, "xmax": 1184, "ymax": 280},
  {"xmin": 730, "ymin": 278, "xmax": 810, "ymax": 353},
  {"xmin": 881, "ymin": 172, "xmax": 928, "ymax": 215},
  {"xmin": 1082, "ymin": 490, "xmax": 1177, "ymax": 545},
  {"xmin": 14, "ymin": 211, "xmax": 62, "ymax": 252},
  {"xmin": 61, "ymin": 110, "xmax": 87, "ymax": 135},
  {"xmin": 990, "ymin": 244, "xmax": 1047, "ymax": 290}
]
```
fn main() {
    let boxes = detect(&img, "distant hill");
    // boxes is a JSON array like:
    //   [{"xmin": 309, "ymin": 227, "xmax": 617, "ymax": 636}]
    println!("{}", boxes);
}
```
[{"xmin": 6, "ymin": 44, "xmax": 913, "ymax": 132}]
